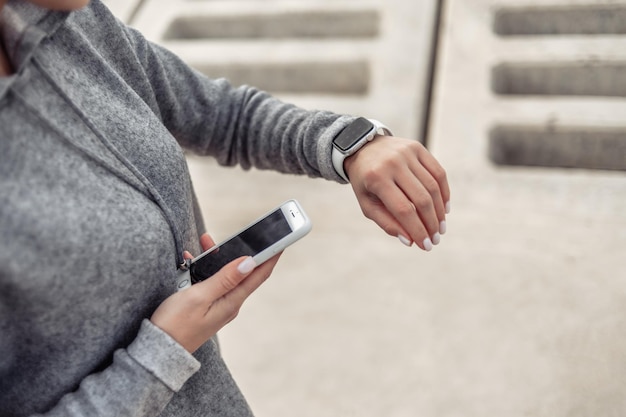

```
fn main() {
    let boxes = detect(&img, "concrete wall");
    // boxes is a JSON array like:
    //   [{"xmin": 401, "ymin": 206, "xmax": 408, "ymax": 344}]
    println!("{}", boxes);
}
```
[
  {"xmin": 428, "ymin": 0, "xmax": 626, "ymax": 415},
  {"xmin": 126, "ymin": 0, "xmax": 439, "ymax": 141}
]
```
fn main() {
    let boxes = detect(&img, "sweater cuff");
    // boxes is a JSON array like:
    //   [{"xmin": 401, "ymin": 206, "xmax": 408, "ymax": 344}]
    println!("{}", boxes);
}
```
[
  {"xmin": 316, "ymin": 115, "xmax": 357, "ymax": 183},
  {"xmin": 127, "ymin": 319, "xmax": 201, "ymax": 392}
]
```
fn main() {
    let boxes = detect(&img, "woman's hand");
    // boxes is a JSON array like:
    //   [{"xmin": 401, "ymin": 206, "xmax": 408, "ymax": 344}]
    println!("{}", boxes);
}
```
[
  {"xmin": 344, "ymin": 136, "xmax": 450, "ymax": 251},
  {"xmin": 151, "ymin": 233, "xmax": 281, "ymax": 353}
]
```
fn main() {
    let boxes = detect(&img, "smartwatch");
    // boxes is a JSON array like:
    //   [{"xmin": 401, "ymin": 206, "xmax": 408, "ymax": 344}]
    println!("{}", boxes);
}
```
[{"xmin": 331, "ymin": 117, "xmax": 393, "ymax": 182}]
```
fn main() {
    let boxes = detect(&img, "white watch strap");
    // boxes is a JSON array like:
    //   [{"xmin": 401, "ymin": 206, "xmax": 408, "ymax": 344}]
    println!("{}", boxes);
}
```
[
  {"xmin": 332, "ymin": 119, "xmax": 393, "ymax": 182},
  {"xmin": 370, "ymin": 118, "xmax": 393, "ymax": 137}
]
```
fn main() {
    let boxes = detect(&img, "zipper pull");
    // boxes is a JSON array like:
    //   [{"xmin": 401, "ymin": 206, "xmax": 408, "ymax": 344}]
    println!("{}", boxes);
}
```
[{"xmin": 178, "ymin": 257, "xmax": 192, "ymax": 271}]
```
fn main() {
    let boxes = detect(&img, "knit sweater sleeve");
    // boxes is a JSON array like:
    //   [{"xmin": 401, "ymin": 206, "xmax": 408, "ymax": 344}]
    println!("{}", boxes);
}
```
[
  {"xmin": 110, "ymin": 9, "xmax": 354, "ymax": 182},
  {"xmin": 31, "ymin": 320, "xmax": 200, "ymax": 417}
]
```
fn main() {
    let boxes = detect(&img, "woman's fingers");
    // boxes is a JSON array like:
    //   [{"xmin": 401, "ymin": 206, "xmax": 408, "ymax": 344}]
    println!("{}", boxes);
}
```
[
  {"xmin": 183, "ymin": 233, "xmax": 216, "ymax": 260},
  {"xmin": 151, "ymin": 254, "xmax": 281, "ymax": 353},
  {"xmin": 346, "ymin": 136, "xmax": 451, "ymax": 251},
  {"xmin": 199, "ymin": 233, "xmax": 215, "ymax": 252}
]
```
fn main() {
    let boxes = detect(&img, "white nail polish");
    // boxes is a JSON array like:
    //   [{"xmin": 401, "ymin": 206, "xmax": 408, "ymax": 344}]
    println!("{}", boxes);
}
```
[
  {"xmin": 445, "ymin": 201, "xmax": 451, "ymax": 214},
  {"xmin": 423, "ymin": 237, "xmax": 433, "ymax": 252},
  {"xmin": 398, "ymin": 234, "xmax": 412, "ymax": 247},
  {"xmin": 432, "ymin": 232, "xmax": 441, "ymax": 245},
  {"xmin": 439, "ymin": 220, "xmax": 447, "ymax": 235},
  {"xmin": 237, "ymin": 257, "xmax": 256, "ymax": 274}
]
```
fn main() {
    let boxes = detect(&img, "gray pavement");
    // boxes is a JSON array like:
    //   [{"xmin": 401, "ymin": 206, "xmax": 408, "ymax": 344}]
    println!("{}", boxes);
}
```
[{"xmin": 104, "ymin": 1, "xmax": 626, "ymax": 416}]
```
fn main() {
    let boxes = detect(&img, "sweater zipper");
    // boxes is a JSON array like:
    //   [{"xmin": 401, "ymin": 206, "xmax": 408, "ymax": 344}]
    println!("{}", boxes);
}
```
[{"xmin": 30, "ymin": 58, "xmax": 186, "ymax": 267}]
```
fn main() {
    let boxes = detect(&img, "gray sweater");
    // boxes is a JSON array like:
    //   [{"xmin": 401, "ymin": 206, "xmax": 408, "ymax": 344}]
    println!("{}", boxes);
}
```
[{"xmin": 0, "ymin": 1, "xmax": 354, "ymax": 416}]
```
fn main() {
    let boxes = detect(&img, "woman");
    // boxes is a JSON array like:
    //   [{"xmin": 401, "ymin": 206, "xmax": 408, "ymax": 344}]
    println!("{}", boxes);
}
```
[{"xmin": 0, "ymin": 0, "xmax": 450, "ymax": 415}]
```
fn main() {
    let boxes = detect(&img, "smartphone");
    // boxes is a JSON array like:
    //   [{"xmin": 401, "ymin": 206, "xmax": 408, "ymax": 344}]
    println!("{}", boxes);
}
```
[{"xmin": 176, "ymin": 199, "xmax": 312, "ymax": 290}]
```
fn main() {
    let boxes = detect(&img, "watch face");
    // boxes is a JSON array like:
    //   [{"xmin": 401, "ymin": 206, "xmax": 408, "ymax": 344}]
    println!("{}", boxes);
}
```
[{"xmin": 333, "ymin": 117, "xmax": 374, "ymax": 151}]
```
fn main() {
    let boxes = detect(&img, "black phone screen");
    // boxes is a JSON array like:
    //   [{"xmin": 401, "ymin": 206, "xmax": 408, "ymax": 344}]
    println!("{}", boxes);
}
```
[{"xmin": 189, "ymin": 209, "xmax": 292, "ymax": 282}]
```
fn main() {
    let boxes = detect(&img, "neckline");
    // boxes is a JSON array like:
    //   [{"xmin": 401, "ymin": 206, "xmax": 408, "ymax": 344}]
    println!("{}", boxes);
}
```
[{"xmin": 0, "ymin": 71, "xmax": 16, "ymax": 100}]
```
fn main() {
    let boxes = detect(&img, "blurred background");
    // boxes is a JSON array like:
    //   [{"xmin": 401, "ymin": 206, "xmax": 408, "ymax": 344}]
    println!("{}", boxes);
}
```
[{"xmin": 104, "ymin": 1, "xmax": 626, "ymax": 416}]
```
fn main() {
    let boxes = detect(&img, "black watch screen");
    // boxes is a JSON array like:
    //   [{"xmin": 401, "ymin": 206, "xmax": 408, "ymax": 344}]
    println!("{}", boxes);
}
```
[{"xmin": 333, "ymin": 117, "xmax": 374, "ymax": 152}]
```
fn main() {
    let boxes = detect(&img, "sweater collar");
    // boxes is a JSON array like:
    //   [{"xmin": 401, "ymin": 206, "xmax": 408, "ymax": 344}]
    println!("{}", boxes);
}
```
[{"xmin": 1, "ymin": 0, "xmax": 69, "ymax": 72}]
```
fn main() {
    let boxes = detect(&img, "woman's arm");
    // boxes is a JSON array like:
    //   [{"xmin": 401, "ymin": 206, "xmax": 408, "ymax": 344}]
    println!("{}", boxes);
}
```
[
  {"xmin": 24, "ymin": 320, "xmax": 199, "ymax": 417},
  {"xmin": 115, "ymin": 17, "xmax": 352, "ymax": 180},
  {"xmin": 20, "ymin": 254, "xmax": 277, "ymax": 417},
  {"xmin": 111, "ymin": 6, "xmax": 451, "ymax": 252}
]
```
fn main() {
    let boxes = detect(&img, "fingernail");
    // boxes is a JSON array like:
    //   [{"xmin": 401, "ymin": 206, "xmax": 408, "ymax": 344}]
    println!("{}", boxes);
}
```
[
  {"xmin": 445, "ymin": 201, "xmax": 451, "ymax": 214},
  {"xmin": 398, "ymin": 234, "xmax": 412, "ymax": 247},
  {"xmin": 423, "ymin": 237, "xmax": 433, "ymax": 252},
  {"xmin": 439, "ymin": 220, "xmax": 447, "ymax": 235},
  {"xmin": 432, "ymin": 232, "xmax": 441, "ymax": 245},
  {"xmin": 237, "ymin": 257, "xmax": 256, "ymax": 274}
]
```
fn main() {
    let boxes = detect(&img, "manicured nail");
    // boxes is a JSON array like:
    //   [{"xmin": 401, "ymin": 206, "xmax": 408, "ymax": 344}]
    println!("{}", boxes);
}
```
[
  {"xmin": 445, "ymin": 201, "xmax": 451, "ymax": 214},
  {"xmin": 423, "ymin": 237, "xmax": 433, "ymax": 252},
  {"xmin": 398, "ymin": 234, "xmax": 412, "ymax": 247},
  {"xmin": 432, "ymin": 232, "xmax": 441, "ymax": 245},
  {"xmin": 237, "ymin": 257, "xmax": 256, "ymax": 274},
  {"xmin": 439, "ymin": 220, "xmax": 447, "ymax": 235}
]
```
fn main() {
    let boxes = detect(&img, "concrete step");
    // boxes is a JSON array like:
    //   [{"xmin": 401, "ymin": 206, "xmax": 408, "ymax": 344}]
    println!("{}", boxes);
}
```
[{"xmin": 494, "ymin": 2, "xmax": 626, "ymax": 35}]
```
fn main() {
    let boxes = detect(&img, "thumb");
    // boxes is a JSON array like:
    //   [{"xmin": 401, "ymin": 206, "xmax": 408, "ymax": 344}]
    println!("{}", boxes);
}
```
[{"xmin": 194, "ymin": 256, "xmax": 257, "ymax": 299}]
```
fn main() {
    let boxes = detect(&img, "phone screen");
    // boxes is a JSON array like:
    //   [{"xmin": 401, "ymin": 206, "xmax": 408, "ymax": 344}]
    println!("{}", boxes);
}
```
[{"xmin": 189, "ymin": 209, "xmax": 292, "ymax": 282}]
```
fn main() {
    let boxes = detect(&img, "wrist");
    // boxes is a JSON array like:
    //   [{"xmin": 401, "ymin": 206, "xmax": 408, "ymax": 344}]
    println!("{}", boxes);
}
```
[
  {"xmin": 342, "ymin": 135, "xmax": 381, "ymax": 180},
  {"xmin": 129, "ymin": 320, "xmax": 200, "ymax": 391}
]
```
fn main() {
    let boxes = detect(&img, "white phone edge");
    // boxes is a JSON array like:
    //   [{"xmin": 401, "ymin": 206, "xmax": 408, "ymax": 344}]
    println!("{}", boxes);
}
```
[{"xmin": 176, "ymin": 199, "xmax": 311, "ymax": 291}]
